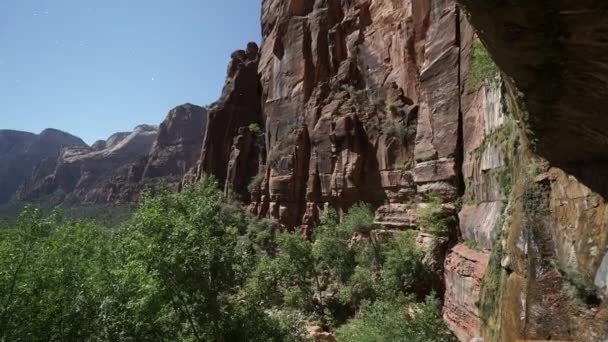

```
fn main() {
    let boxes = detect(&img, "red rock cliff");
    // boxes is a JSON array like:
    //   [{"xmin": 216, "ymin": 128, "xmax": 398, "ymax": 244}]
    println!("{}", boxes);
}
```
[{"xmin": 190, "ymin": 1, "xmax": 608, "ymax": 341}]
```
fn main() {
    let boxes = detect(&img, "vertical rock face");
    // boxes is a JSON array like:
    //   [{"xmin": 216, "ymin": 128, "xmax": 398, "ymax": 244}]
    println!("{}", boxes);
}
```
[
  {"xmin": 192, "ymin": 43, "xmax": 263, "ymax": 199},
  {"xmin": 137, "ymin": 104, "xmax": 208, "ymax": 187},
  {"xmin": 191, "ymin": 1, "xmax": 477, "ymax": 338},
  {"xmin": 193, "ymin": 0, "xmax": 474, "ymax": 338},
  {"xmin": 190, "ymin": 1, "xmax": 608, "ymax": 340},
  {"xmin": 443, "ymin": 244, "xmax": 489, "ymax": 342},
  {"xmin": 0, "ymin": 129, "xmax": 87, "ymax": 204},
  {"xmin": 454, "ymin": 2, "xmax": 608, "ymax": 341},
  {"xmin": 458, "ymin": 0, "xmax": 608, "ymax": 168}
]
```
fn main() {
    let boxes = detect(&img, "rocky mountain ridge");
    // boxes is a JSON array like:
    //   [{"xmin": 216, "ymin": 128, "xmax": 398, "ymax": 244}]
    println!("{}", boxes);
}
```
[
  {"xmin": 2, "ymin": 103, "xmax": 207, "ymax": 208},
  {"xmin": 0, "ymin": 128, "xmax": 87, "ymax": 204}
]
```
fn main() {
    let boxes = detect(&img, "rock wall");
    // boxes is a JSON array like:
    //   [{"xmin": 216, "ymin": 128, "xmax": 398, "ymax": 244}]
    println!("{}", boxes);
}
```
[
  {"xmin": 125, "ymin": 103, "xmax": 209, "ymax": 196},
  {"xmin": 188, "ymin": 1, "xmax": 608, "ymax": 341},
  {"xmin": 455, "ymin": 1, "xmax": 608, "ymax": 341},
  {"xmin": 0, "ymin": 129, "xmax": 87, "ymax": 204},
  {"xmin": 192, "ymin": 0, "xmax": 481, "ymax": 339},
  {"xmin": 196, "ymin": 0, "xmax": 466, "ymax": 232}
]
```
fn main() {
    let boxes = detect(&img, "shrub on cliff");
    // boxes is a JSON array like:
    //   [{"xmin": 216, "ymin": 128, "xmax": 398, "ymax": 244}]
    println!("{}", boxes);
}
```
[
  {"xmin": 418, "ymin": 193, "xmax": 454, "ymax": 237},
  {"xmin": 343, "ymin": 202, "xmax": 376, "ymax": 233},
  {"xmin": 381, "ymin": 120, "xmax": 407, "ymax": 140},
  {"xmin": 470, "ymin": 38, "xmax": 499, "ymax": 88}
]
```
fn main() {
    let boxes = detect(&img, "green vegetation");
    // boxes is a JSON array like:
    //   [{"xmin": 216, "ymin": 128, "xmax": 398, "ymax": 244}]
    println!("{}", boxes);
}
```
[
  {"xmin": 381, "ymin": 120, "xmax": 407, "ymax": 140},
  {"xmin": 478, "ymin": 236, "xmax": 504, "ymax": 337},
  {"xmin": 418, "ymin": 193, "xmax": 453, "ymax": 237},
  {"xmin": 0, "ymin": 201, "xmax": 134, "ymax": 228},
  {"xmin": 470, "ymin": 39, "xmax": 499, "ymax": 88},
  {"xmin": 0, "ymin": 179, "xmax": 454, "ymax": 341},
  {"xmin": 342, "ymin": 202, "xmax": 376, "ymax": 233},
  {"xmin": 249, "ymin": 123, "xmax": 265, "ymax": 148},
  {"xmin": 247, "ymin": 204, "xmax": 452, "ymax": 339},
  {"xmin": 464, "ymin": 240, "xmax": 479, "ymax": 251},
  {"xmin": 464, "ymin": 198, "xmax": 481, "ymax": 206},
  {"xmin": 384, "ymin": 99, "xmax": 398, "ymax": 114},
  {"xmin": 553, "ymin": 262, "xmax": 600, "ymax": 306},
  {"xmin": 342, "ymin": 85, "xmax": 367, "ymax": 108},
  {"xmin": 0, "ymin": 179, "xmax": 304, "ymax": 341},
  {"xmin": 335, "ymin": 295, "xmax": 455, "ymax": 342},
  {"xmin": 498, "ymin": 167, "xmax": 513, "ymax": 202}
]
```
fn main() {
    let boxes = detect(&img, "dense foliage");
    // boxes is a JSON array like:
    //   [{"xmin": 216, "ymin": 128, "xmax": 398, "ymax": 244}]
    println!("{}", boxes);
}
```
[{"xmin": 0, "ymin": 178, "xmax": 454, "ymax": 341}]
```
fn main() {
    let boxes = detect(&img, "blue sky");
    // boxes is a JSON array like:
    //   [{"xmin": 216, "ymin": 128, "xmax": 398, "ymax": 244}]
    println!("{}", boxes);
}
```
[{"xmin": 0, "ymin": 0, "xmax": 261, "ymax": 144}]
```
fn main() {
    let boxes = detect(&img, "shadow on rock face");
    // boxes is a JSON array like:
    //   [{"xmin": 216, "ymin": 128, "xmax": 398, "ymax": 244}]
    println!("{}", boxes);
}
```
[{"xmin": 557, "ymin": 161, "xmax": 608, "ymax": 201}]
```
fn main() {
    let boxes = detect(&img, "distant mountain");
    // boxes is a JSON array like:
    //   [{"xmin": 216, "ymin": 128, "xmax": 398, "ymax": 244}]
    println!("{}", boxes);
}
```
[
  {"xmin": 8, "ymin": 103, "xmax": 207, "ymax": 207},
  {"xmin": 16, "ymin": 124, "xmax": 159, "ymax": 204},
  {"xmin": 0, "ymin": 128, "xmax": 86, "ymax": 204}
]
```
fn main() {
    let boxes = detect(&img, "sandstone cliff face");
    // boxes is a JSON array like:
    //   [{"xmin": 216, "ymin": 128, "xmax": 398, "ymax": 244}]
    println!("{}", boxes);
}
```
[
  {"xmin": 198, "ymin": 0, "xmax": 463, "ymax": 231},
  {"xmin": 0, "ymin": 129, "xmax": 86, "ymax": 204},
  {"xmin": 16, "ymin": 125, "xmax": 158, "ymax": 204},
  {"xmin": 191, "ymin": 1, "xmax": 608, "ymax": 341},
  {"xmin": 192, "ymin": 43, "xmax": 262, "ymax": 199},
  {"xmin": 143, "ymin": 104, "xmax": 207, "ymax": 183},
  {"xmin": 120, "ymin": 103, "xmax": 209, "ymax": 201},
  {"xmin": 456, "ymin": 1, "xmax": 608, "ymax": 341}
]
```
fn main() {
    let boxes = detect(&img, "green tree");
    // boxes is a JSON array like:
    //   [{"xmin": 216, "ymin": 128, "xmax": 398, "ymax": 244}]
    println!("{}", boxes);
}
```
[
  {"xmin": 335, "ymin": 295, "xmax": 455, "ymax": 342},
  {"xmin": 0, "ymin": 207, "xmax": 116, "ymax": 341},
  {"xmin": 380, "ymin": 230, "xmax": 429, "ymax": 297},
  {"xmin": 109, "ymin": 177, "xmax": 303, "ymax": 341}
]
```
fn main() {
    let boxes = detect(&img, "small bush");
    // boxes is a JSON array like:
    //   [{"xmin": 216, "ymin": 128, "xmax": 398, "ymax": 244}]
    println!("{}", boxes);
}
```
[
  {"xmin": 418, "ymin": 193, "xmax": 452, "ymax": 237},
  {"xmin": 470, "ymin": 39, "xmax": 498, "ymax": 88},
  {"xmin": 554, "ymin": 262, "xmax": 600, "ymax": 306},
  {"xmin": 464, "ymin": 198, "xmax": 481, "ymax": 206},
  {"xmin": 248, "ymin": 123, "xmax": 263, "ymax": 137},
  {"xmin": 464, "ymin": 240, "xmax": 479, "ymax": 251},
  {"xmin": 248, "ymin": 123, "xmax": 265, "ymax": 148},
  {"xmin": 381, "ymin": 231, "xmax": 428, "ymax": 296},
  {"xmin": 382, "ymin": 120, "xmax": 407, "ymax": 140},
  {"xmin": 343, "ymin": 203, "xmax": 376, "ymax": 234},
  {"xmin": 385, "ymin": 100, "xmax": 398, "ymax": 114}
]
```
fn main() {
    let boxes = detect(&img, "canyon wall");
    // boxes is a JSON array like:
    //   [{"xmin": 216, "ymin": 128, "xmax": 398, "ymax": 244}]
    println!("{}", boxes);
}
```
[
  {"xmin": 15, "ymin": 103, "xmax": 207, "ymax": 206},
  {"xmin": 192, "ymin": 0, "xmax": 608, "ymax": 341},
  {"xmin": 0, "ymin": 129, "xmax": 86, "ymax": 204}
]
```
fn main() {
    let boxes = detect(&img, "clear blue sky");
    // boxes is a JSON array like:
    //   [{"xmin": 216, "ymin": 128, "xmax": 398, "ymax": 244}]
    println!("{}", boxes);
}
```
[{"xmin": 0, "ymin": 0, "xmax": 261, "ymax": 144}]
